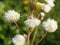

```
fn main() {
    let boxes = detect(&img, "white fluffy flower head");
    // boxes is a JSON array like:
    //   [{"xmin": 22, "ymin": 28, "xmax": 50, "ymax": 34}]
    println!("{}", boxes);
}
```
[
  {"xmin": 38, "ymin": 3, "xmax": 51, "ymax": 13},
  {"xmin": 42, "ymin": 4, "xmax": 52, "ymax": 13},
  {"xmin": 24, "ymin": 16, "xmax": 41, "ymax": 28},
  {"xmin": 45, "ymin": 0, "xmax": 55, "ymax": 3},
  {"xmin": 5, "ymin": 10, "xmax": 20, "ymax": 22},
  {"xmin": 37, "ymin": 0, "xmax": 55, "ymax": 13},
  {"xmin": 45, "ymin": 0, "xmax": 55, "ymax": 7},
  {"xmin": 12, "ymin": 34, "xmax": 25, "ymax": 45},
  {"xmin": 42, "ymin": 18, "xmax": 58, "ymax": 32}
]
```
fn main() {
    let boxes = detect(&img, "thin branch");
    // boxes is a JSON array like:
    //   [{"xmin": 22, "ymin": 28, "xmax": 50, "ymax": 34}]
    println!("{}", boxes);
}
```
[
  {"xmin": 27, "ymin": 28, "xmax": 32, "ymax": 45},
  {"xmin": 31, "ymin": 26, "xmax": 38, "ymax": 45},
  {"xmin": 27, "ymin": 31, "xmax": 30, "ymax": 45},
  {"xmin": 13, "ymin": 21, "xmax": 25, "ymax": 35},
  {"xmin": 35, "ymin": 31, "xmax": 48, "ymax": 45},
  {"xmin": 14, "ymin": 21, "xmax": 19, "ymax": 28}
]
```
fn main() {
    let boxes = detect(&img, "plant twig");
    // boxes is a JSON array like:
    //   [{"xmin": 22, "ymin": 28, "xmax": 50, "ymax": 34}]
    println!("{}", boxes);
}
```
[
  {"xmin": 27, "ymin": 28, "xmax": 32, "ymax": 45},
  {"xmin": 35, "ymin": 31, "xmax": 48, "ymax": 45},
  {"xmin": 14, "ymin": 21, "xmax": 19, "ymax": 28},
  {"xmin": 27, "ymin": 31, "xmax": 30, "ymax": 45},
  {"xmin": 13, "ymin": 21, "xmax": 25, "ymax": 35},
  {"xmin": 31, "ymin": 27, "xmax": 38, "ymax": 45}
]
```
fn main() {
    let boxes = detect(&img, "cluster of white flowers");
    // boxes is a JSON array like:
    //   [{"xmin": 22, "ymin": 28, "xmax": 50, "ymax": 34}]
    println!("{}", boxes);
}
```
[
  {"xmin": 24, "ymin": 16, "xmax": 41, "ymax": 28},
  {"xmin": 5, "ymin": 10, "xmax": 20, "ymax": 22},
  {"xmin": 42, "ymin": 18, "xmax": 58, "ymax": 32},
  {"xmin": 12, "ymin": 34, "xmax": 25, "ymax": 45},
  {"xmin": 4, "ymin": 0, "xmax": 58, "ymax": 45},
  {"xmin": 37, "ymin": 0, "xmax": 55, "ymax": 13}
]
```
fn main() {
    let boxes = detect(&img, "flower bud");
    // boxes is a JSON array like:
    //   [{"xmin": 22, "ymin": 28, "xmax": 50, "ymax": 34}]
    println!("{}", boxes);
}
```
[{"xmin": 40, "ymin": 12, "xmax": 45, "ymax": 20}]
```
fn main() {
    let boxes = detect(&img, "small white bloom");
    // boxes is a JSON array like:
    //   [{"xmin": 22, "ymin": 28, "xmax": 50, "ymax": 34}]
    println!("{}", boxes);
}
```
[
  {"xmin": 42, "ymin": 18, "xmax": 58, "ymax": 32},
  {"xmin": 24, "ymin": 16, "xmax": 41, "ymax": 28},
  {"xmin": 5, "ymin": 10, "xmax": 20, "ymax": 22},
  {"xmin": 42, "ymin": 4, "xmax": 52, "ymax": 13},
  {"xmin": 45, "ymin": 0, "xmax": 55, "ymax": 7},
  {"xmin": 12, "ymin": 34, "xmax": 25, "ymax": 45}
]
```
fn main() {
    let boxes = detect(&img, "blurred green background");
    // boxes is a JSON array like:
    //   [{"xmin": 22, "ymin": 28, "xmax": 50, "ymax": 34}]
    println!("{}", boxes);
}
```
[{"xmin": 0, "ymin": 0, "xmax": 60, "ymax": 45}]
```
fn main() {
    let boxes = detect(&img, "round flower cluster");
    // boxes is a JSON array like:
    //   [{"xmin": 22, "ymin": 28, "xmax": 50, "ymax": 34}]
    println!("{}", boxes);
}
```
[
  {"xmin": 37, "ymin": 0, "xmax": 55, "ymax": 13},
  {"xmin": 5, "ymin": 10, "xmax": 20, "ymax": 22},
  {"xmin": 12, "ymin": 34, "xmax": 25, "ymax": 45},
  {"xmin": 42, "ymin": 18, "xmax": 58, "ymax": 32},
  {"xmin": 24, "ymin": 16, "xmax": 41, "ymax": 28}
]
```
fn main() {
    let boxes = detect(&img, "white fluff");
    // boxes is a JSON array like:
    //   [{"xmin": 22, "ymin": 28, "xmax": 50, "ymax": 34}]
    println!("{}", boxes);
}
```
[
  {"xmin": 42, "ymin": 18, "xmax": 58, "ymax": 32},
  {"xmin": 12, "ymin": 34, "xmax": 25, "ymax": 45},
  {"xmin": 5, "ymin": 10, "xmax": 20, "ymax": 22},
  {"xmin": 45, "ymin": 0, "xmax": 55, "ymax": 7},
  {"xmin": 47, "ymin": 1, "xmax": 55, "ymax": 7},
  {"xmin": 42, "ymin": 4, "xmax": 52, "ymax": 13},
  {"xmin": 37, "ymin": 1, "xmax": 55, "ymax": 13},
  {"xmin": 24, "ymin": 17, "xmax": 41, "ymax": 28},
  {"xmin": 37, "ymin": 2, "xmax": 55, "ymax": 13},
  {"xmin": 45, "ymin": 0, "xmax": 55, "ymax": 3}
]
